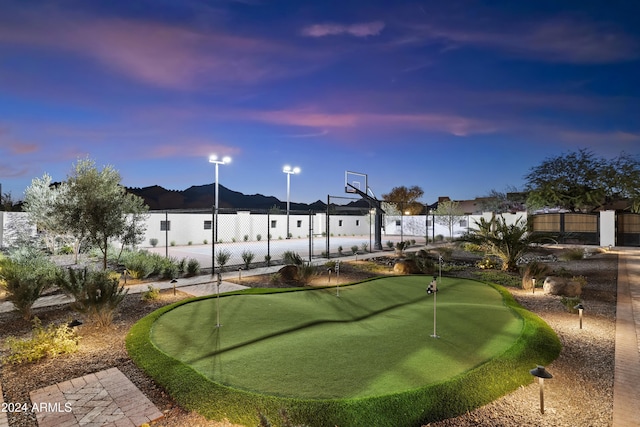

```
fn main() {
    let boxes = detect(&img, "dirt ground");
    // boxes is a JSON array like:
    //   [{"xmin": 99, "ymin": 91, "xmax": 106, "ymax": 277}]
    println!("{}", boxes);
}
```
[{"xmin": 0, "ymin": 247, "xmax": 618, "ymax": 427}]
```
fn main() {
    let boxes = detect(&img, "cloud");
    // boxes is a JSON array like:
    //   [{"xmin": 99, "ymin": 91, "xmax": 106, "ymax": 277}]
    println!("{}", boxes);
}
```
[
  {"xmin": 0, "ymin": 12, "xmax": 312, "ymax": 90},
  {"xmin": 302, "ymin": 21, "xmax": 385, "ymax": 38},
  {"xmin": 146, "ymin": 141, "xmax": 241, "ymax": 159},
  {"xmin": 245, "ymin": 108, "xmax": 497, "ymax": 137},
  {"xmin": 408, "ymin": 16, "xmax": 638, "ymax": 64}
]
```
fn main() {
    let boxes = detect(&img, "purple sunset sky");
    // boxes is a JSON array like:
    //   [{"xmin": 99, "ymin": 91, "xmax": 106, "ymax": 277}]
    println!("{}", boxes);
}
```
[{"xmin": 0, "ymin": 0, "xmax": 638, "ymax": 204}]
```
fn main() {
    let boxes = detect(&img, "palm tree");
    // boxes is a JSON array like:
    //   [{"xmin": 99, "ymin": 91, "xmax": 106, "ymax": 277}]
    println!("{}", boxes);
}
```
[{"xmin": 462, "ymin": 215, "xmax": 540, "ymax": 272}]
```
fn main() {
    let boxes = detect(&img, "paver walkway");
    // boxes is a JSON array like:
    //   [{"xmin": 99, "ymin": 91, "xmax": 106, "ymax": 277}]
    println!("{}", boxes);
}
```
[
  {"xmin": 613, "ymin": 248, "xmax": 640, "ymax": 426},
  {"xmin": 29, "ymin": 368, "xmax": 162, "ymax": 427},
  {"xmin": 0, "ymin": 385, "xmax": 9, "ymax": 427}
]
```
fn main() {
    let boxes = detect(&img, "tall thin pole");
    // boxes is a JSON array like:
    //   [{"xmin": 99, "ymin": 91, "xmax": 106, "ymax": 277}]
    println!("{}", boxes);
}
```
[{"xmin": 286, "ymin": 171, "xmax": 291, "ymax": 239}]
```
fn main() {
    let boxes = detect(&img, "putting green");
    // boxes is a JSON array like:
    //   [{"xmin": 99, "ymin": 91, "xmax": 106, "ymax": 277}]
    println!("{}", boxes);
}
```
[{"xmin": 151, "ymin": 276, "xmax": 522, "ymax": 399}]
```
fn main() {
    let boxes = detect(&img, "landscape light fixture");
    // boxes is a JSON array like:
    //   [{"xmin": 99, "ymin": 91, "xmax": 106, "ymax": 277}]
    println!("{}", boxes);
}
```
[
  {"xmin": 532, "ymin": 277, "xmax": 536, "ymax": 294},
  {"xmin": 574, "ymin": 303, "xmax": 585, "ymax": 329},
  {"xmin": 209, "ymin": 155, "xmax": 231, "ymax": 273},
  {"xmin": 283, "ymin": 165, "xmax": 300, "ymax": 239},
  {"xmin": 171, "ymin": 278, "xmax": 178, "ymax": 295},
  {"xmin": 530, "ymin": 365, "xmax": 553, "ymax": 414}
]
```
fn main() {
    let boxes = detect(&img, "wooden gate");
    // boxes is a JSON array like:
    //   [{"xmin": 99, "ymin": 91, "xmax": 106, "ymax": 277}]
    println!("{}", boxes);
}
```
[
  {"xmin": 531, "ymin": 213, "xmax": 599, "ymax": 245},
  {"xmin": 616, "ymin": 213, "xmax": 640, "ymax": 247}
]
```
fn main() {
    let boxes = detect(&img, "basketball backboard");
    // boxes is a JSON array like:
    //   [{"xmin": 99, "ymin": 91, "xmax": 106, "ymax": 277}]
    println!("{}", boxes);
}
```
[{"xmin": 345, "ymin": 170, "xmax": 368, "ymax": 195}]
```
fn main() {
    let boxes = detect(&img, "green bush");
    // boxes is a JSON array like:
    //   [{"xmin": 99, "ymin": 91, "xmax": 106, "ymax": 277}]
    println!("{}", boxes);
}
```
[
  {"xmin": 296, "ymin": 263, "xmax": 317, "ymax": 285},
  {"xmin": 150, "ymin": 238, "xmax": 159, "ymax": 247},
  {"xmin": 257, "ymin": 234, "xmax": 262, "ymax": 241},
  {"xmin": 122, "ymin": 251, "xmax": 155, "ymax": 279},
  {"xmin": 386, "ymin": 241, "xmax": 394, "ymax": 249},
  {"xmin": 4, "ymin": 317, "xmax": 78, "ymax": 364},
  {"xmin": 0, "ymin": 251, "xmax": 57, "ymax": 320},
  {"xmin": 361, "ymin": 243, "xmax": 368, "ymax": 252},
  {"xmin": 351, "ymin": 245, "xmax": 359, "ymax": 255},
  {"xmin": 269, "ymin": 272, "xmax": 282, "ymax": 286},
  {"xmin": 186, "ymin": 258, "xmax": 200, "ymax": 276},
  {"xmin": 244, "ymin": 235, "xmax": 249, "ymax": 242},
  {"xmin": 265, "ymin": 254, "xmax": 271, "ymax": 266},
  {"xmin": 56, "ymin": 268, "xmax": 128, "ymax": 327},
  {"xmin": 141, "ymin": 285, "xmax": 160, "ymax": 301}
]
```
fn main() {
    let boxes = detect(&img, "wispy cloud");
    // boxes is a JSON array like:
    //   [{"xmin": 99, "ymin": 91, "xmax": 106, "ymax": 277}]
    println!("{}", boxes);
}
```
[
  {"xmin": 245, "ymin": 108, "xmax": 497, "ymax": 137},
  {"xmin": 283, "ymin": 130, "xmax": 330, "ymax": 138},
  {"xmin": 302, "ymin": 21, "xmax": 385, "ymax": 38},
  {"xmin": 407, "ymin": 16, "xmax": 638, "ymax": 64},
  {"xmin": 0, "ymin": 12, "xmax": 312, "ymax": 90}
]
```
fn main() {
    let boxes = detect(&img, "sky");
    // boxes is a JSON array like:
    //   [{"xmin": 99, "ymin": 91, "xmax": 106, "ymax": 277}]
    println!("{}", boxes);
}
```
[{"xmin": 0, "ymin": 0, "xmax": 639, "ymax": 205}]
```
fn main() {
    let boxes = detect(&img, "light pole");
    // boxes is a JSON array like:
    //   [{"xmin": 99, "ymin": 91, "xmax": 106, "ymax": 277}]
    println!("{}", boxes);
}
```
[
  {"xmin": 209, "ymin": 155, "xmax": 231, "ymax": 274},
  {"xmin": 283, "ymin": 165, "xmax": 300, "ymax": 239}
]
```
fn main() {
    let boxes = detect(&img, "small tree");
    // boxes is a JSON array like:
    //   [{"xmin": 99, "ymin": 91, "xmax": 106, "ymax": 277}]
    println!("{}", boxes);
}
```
[
  {"xmin": 381, "ymin": 186, "xmax": 424, "ymax": 215},
  {"xmin": 434, "ymin": 200, "xmax": 466, "ymax": 240},
  {"xmin": 241, "ymin": 250, "xmax": 255, "ymax": 270},
  {"xmin": 215, "ymin": 249, "xmax": 231, "ymax": 271},
  {"xmin": 56, "ymin": 158, "xmax": 148, "ymax": 270}
]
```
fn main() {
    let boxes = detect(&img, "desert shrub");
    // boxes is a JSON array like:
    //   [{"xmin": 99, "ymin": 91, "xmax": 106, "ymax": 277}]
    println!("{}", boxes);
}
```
[
  {"xmin": 241, "ymin": 250, "xmax": 255, "ymax": 270},
  {"xmin": 521, "ymin": 261, "xmax": 552, "ymax": 290},
  {"xmin": 386, "ymin": 241, "xmax": 394, "ymax": 249},
  {"xmin": 283, "ymin": 251, "xmax": 303, "ymax": 266},
  {"xmin": 170, "ymin": 241, "xmax": 176, "ymax": 246},
  {"xmin": 361, "ymin": 243, "xmax": 369, "ymax": 252},
  {"xmin": 435, "ymin": 246, "xmax": 453, "ymax": 261},
  {"xmin": 149, "ymin": 238, "xmax": 158, "ymax": 247},
  {"xmin": 56, "ymin": 268, "xmax": 128, "ymax": 327},
  {"xmin": 264, "ymin": 254, "xmax": 271, "ymax": 266},
  {"xmin": 410, "ymin": 239, "xmax": 416, "ymax": 246},
  {"xmin": 474, "ymin": 270, "xmax": 522, "ymax": 288},
  {"xmin": 0, "ymin": 250, "xmax": 57, "ymax": 320},
  {"xmin": 203, "ymin": 239, "xmax": 208, "ymax": 245},
  {"xmin": 141, "ymin": 285, "xmax": 160, "ymax": 301},
  {"xmin": 561, "ymin": 248, "xmax": 585, "ymax": 261},
  {"xmin": 477, "ymin": 257, "xmax": 498, "ymax": 270},
  {"xmin": 338, "ymin": 246, "xmax": 343, "ymax": 255},
  {"xmin": 186, "ymin": 258, "xmax": 200, "ymax": 276},
  {"xmin": 122, "ymin": 251, "xmax": 155, "ymax": 279},
  {"xmin": 177, "ymin": 257, "xmax": 187, "ymax": 274},
  {"xmin": 244, "ymin": 235, "xmax": 249, "ymax": 242},
  {"xmin": 58, "ymin": 245, "xmax": 74, "ymax": 255},
  {"xmin": 256, "ymin": 234, "xmax": 262, "ymax": 241},
  {"xmin": 561, "ymin": 296, "xmax": 582, "ymax": 313},
  {"xmin": 3, "ymin": 317, "xmax": 78, "ymax": 364},
  {"xmin": 269, "ymin": 272, "xmax": 281, "ymax": 286},
  {"xmin": 351, "ymin": 245, "xmax": 359, "ymax": 255},
  {"xmin": 188, "ymin": 241, "xmax": 192, "ymax": 246},
  {"xmin": 461, "ymin": 242, "xmax": 483, "ymax": 254},
  {"xmin": 296, "ymin": 263, "xmax": 317, "ymax": 285},
  {"xmin": 215, "ymin": 250, "xmax": 231, "ymax": 271},
  {"xmin": 161, "ymin": 257, "xmax": 179, "ymax": 279}
]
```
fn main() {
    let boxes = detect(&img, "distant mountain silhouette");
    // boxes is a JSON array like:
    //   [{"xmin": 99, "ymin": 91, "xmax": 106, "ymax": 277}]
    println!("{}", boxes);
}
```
[{"xmin": 126, "ymin": 184, "xmax": 333, "ymax": 211}]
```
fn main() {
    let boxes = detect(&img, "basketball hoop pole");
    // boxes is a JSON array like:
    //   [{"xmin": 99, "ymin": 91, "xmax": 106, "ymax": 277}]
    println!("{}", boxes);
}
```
[{"xmin": 345, "ymin": 170, "xmax": 384, "ymax": 250}]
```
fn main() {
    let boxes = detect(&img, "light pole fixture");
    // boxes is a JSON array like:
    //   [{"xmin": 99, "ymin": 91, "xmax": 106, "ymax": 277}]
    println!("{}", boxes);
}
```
[
  {"xmin": 530, "ymin": 365, "xmax": 553, "ymax": 414},
  {"xmin": 209, "ymin": 155, "xmax": 231, "ymax": 274},
  {"xmin": 574, "ymin": 303, "xmax": 584, "ymax": 329},
  {"xmin": 283, "ymin": 165, "xmax": 300, "ymax": 239}
]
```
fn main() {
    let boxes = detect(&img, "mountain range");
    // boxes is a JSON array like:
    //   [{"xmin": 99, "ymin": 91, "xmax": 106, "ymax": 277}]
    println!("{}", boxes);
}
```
[{"xmin": 126, "ymin": 184, "xmax": 363, "ymax": 211}]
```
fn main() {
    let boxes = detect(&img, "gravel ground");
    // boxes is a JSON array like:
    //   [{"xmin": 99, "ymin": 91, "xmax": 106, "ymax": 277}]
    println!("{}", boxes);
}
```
[{"xmin": 0, "ymin": 250, "xmax": 617, "ymax": 427}]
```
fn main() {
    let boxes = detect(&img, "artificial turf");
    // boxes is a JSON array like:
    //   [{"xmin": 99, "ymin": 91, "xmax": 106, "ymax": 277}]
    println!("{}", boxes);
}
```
[{"xmin": 150, "ymin": 276, "xmax": 522, "ymax": 399}]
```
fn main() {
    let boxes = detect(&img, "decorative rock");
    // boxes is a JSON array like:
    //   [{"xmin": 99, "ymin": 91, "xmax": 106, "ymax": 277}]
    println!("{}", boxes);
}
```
[
  {"xmin": 278, "ymin": 264, "xmax": 299, "ymax": 282},
  {"xmin": 543, "ymin": 276, "xmax": 583, "ymax": 297},
  {"xmin": 393, "ymin": 259, "xmax": 420, "ymax": 274}
]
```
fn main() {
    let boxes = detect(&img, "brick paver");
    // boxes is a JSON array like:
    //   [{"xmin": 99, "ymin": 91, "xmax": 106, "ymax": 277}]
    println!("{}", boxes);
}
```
[
  {"xmin": 0, "ymin": 384, "xmax": 9, "ymax": 427},
  {"xmin": 613, "ymin": 249, "xmax": 640, "ymax": 427},
  {"xmin": 29, "ymin": 368, "xmax": 162, "ymax": 427}
]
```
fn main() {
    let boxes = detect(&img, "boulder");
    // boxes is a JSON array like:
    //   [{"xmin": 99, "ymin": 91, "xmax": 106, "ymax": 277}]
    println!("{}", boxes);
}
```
[
  {"xmin": 543, "ymin": 276, "xmax": 583, "ymax": 297},
  {"xmin": 278, "ymin": 264, "xmax": 299, "ymax": 282},
  {"xmin": 393, "ymin": 259, "xmax": 420, "ymax": 274}
]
